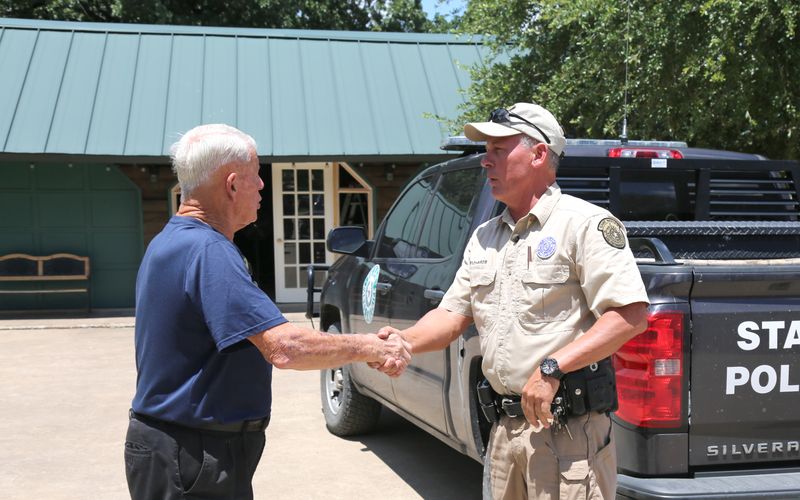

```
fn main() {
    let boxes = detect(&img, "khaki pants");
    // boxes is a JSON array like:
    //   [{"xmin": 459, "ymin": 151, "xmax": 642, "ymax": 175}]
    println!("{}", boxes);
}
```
[{"xmin": 482, "ymin": 412, "xmax": 616, "ymax": 500}]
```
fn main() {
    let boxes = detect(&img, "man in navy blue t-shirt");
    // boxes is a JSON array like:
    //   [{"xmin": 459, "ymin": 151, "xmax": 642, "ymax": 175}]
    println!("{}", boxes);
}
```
[{"xmin": 125, "ymin": 124, "xmax": 411, "ymax": 499}]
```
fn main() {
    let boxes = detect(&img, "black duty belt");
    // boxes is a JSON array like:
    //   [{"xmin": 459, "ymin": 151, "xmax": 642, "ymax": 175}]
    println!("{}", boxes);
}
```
[
  {"xmin": 477, "ymin": 359, "xmax": 618, "ymax": 424},
  {"xmin": 496, "ymin": 396, "xmax": 525, "ymax": 418},
  {"xmin": 495, "ymin": 396, "xmax": 604, "ymax": 421},
  {"xmin": 130, "ymin": 410, "xmax": 269, "ymax": 433}
]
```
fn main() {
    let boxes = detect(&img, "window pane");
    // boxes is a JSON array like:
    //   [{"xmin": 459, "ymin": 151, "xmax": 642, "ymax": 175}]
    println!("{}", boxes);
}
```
[
  {"xmin": 313, "ymin": 243, "xmax": 325, "ymax": 263},
  {"xmin": 299, "ymin": 269, "xmax": 308, "ymax": 288},
  {"xmin": 416, "ymin": 167, "xmax": 484, "ymax": 259},
  {"xmin": 298, "ymin": 194, "xmax": 309, "ymax": 215},
  {"xmin": 283, "ymin": 219, "xmax": 295, "ymax": 240},
  {"xmin": 376, "ymin": 177, "xmax": 433, "ymax": 258},
  {"xmin": 339, "ymin": 193, "xmax": 368, "ymax": 227},
  {"xmin": 338, "ymin": 167, "xmax": 361, "ymax": 188},
  {"xmin": 285, "ymin": 266, "xmax": 297, "ymax": 288},
  {"xmin": 313, "ymin": 218, "xmax": 325, "ymax": 239},
  {"xmin": 282, "ymin": 170, "xmax": 295, "ymax": 191},
  {"xmin": 298, "ymin": 218, "xmax": 310, "ymax": 239},
  {"xmin": 312, "ymin": 194, "xmax": 324, "ymax": 215},
  {"xmin": 283, "ymin": 194, "xmax": 295, "ymax": 216},
  {"xmin": 312, "ymin": 169, "xmax": 324, "ymax": 191},
  {"xmin": 299, "ymin": 243, "xmax": 311, "ymax": 264},
  {"xmin": 285, "ymin": 243, "xmax": 297, "ymax": 264},
  {"xmin": 298, "ymin": 169, "xmax": 309, "ymax": 191}
]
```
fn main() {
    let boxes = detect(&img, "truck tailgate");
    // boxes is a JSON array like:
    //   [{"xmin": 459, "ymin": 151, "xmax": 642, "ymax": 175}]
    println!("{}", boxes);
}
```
[{"xmin": 688, "ymin": 264, "xmax": 800, "ymax": 467}]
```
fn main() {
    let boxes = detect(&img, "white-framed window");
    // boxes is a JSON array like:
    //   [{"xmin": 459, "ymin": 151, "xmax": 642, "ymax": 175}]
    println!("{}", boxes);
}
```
[{"xmin": 336, "ymin": 162, "xmax": 374, "ymax": 238}]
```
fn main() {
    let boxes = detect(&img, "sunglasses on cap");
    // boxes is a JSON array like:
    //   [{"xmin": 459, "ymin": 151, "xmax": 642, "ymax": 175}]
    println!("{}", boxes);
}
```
[{"xmin": 488, "ymin": 108, "xmax": 551, "ymax": 145}]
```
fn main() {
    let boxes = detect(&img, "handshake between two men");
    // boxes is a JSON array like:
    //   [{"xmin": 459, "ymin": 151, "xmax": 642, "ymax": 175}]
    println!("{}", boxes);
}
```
[
  {"xmin": 365, "ymin": 307, "xmax": 473, "ymax": 379},
  {"xmin": 248, "ymin": 321, "xmax": 412, "ymax": 376},
  {"xmin": 365, "ymin": 328, "xmax": 411, "ymax": 377},
  {"xmin": 366, "ymin": 327, "xmax": 412, "ymax": 377}
]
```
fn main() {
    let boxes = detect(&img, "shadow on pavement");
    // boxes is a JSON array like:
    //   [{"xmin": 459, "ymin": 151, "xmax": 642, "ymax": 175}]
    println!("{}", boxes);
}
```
[{"xmin": 353, "ymin": 409, "xmax": 483, "ymax": 499}]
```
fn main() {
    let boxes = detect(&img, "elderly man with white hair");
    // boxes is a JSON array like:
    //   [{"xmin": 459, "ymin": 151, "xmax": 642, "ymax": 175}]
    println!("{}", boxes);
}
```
[{"xmin": 125, "ymin": 124, "xmax": 410, "ymax": 499}]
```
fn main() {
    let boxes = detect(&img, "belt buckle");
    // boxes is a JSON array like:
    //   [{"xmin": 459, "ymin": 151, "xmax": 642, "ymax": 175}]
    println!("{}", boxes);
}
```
[{"xmin": 500, "ymin": 397, "xmax": 522, "ymax": 418}]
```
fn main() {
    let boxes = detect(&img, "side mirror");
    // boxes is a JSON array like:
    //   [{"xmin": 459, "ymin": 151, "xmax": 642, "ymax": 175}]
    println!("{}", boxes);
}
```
[{"xmin": 327, "ymin": 226, "xmax": 370, "ymax": 257}]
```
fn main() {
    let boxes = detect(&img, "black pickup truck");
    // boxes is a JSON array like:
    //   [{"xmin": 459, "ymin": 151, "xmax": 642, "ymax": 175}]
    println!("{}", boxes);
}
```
[{"xmin": 311, "ymin": 139, "xmax": 800, "ymax": 499}]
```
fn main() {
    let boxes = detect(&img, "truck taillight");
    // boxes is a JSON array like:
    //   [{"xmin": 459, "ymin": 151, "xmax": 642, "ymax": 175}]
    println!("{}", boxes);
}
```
[
  {"xmin": 613, "ymin": 311, "xmax": 684, "ymax": 428},
  {"xmin": 608, "ymin": 147, "xmax": 684, "ymax": 159}
]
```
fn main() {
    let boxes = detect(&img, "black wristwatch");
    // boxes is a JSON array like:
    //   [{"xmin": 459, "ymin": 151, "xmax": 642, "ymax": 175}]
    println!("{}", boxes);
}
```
[{"xmin": 540, "ymin": 357, "xmax": 565, "ymax": 380}]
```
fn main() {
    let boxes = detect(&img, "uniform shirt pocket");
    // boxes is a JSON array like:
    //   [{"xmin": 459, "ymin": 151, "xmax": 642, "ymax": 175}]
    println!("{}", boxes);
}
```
[
  {"xmin": 470, "ymin": 268, "xmax": 497, "ymax": 287},
  {"xmin": 469, "ymin": 268, "xmax": 497, "ymax": 334},
  {"xmin": 519, "ymin": 264, "xmax": 570, "ymax": 327}
]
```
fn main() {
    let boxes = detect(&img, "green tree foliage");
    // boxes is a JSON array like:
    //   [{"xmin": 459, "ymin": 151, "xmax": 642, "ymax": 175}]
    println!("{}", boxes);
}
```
[
  {"xmin": 370, "ymin": 0, "xmax": 462, "ymax": 33},
  {"xmin": 459, "ymin": 0, "xmax": 800, "ymax": 159},
  {"xmin": 1, "ymin": 0, "xmax": 456, "ymax": 33},
  {"xmin": 371, "ymin": 0, "xmax": 431, "ymax": 32}
]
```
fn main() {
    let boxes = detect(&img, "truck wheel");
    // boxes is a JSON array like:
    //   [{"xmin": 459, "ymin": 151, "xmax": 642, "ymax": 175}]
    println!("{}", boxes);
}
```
[{"xmin": 320, "ymin": 324, "xmax": 382, "ymax": 436}]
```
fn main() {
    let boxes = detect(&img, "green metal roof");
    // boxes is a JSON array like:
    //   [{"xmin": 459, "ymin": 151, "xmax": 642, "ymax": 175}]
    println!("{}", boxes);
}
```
[{"xmin": 0, "ymin": 18, "xmax": 489, "ymax": 161}]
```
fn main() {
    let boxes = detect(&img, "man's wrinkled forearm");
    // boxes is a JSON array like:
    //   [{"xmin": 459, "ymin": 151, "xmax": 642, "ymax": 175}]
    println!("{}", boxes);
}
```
[{"xmin": 248, "ymin": 323, "xmax": 403, "ymax": 370}]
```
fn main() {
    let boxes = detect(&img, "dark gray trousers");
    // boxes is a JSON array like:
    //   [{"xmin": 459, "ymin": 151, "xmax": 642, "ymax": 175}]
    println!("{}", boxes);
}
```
[{"xmin": 124, "ymin": 415, "xmax": 266, "ymax": 499}]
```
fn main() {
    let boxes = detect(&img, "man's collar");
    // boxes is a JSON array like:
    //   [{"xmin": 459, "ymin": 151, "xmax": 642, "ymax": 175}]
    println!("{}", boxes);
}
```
[{"xmin": 498, "ymin": 183, "xmax": 562, "ymax": 229}]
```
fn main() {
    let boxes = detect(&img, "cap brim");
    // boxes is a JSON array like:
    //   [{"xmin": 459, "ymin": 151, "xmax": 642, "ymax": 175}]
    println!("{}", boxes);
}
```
[{"xmin": 464, "ymin": 122, "xmax": 522, "ymax": 142}]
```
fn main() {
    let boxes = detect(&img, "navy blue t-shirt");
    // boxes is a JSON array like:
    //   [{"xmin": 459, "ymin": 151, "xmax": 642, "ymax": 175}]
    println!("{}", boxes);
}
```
[{"xmin": 131, "ymin": 216, "xmax": 287, "ymax": 426}]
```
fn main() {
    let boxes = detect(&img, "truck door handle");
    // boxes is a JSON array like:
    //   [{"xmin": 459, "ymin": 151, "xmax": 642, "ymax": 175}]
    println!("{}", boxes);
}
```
[
  {"xmin": 424, "ymin": 289, "xmax": 445, "ymax": 303},
  {"xmin": 376, "ymin": 282, "xmax": 392, "ymax": 295}
]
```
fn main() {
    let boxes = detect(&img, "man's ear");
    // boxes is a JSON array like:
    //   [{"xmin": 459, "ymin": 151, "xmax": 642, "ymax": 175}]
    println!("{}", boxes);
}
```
[
  {"xmin": 226, "ymin": 172, "xmax": 238, "ymax": 197},
  {"xmin": 531, "ymin": 142, "xmax": 549, "ymax": 166}
]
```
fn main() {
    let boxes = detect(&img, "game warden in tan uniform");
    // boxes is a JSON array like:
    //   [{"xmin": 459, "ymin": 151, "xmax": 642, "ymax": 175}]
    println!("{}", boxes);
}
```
[{"xmin": 376, "ymin": 103, "xmax": 650, "ymax": 499}]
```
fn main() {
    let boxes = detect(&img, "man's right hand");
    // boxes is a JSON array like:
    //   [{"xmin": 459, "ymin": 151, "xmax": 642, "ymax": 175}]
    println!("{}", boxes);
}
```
[
  {"xmin": 369, "ymin": 326, "xmax": 408, "ymax": 376},
  {"xmin": 374, "ymin": 330, "xmax": 411, "ymax": 377},
  {"xmin": 366, "ymin": 309, "xmax": 471, "ymax": 376}
]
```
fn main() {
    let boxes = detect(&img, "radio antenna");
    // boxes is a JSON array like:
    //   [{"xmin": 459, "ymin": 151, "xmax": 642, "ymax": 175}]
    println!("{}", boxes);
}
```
[{"xmin": 620, "ymin": 0, "xmax": 631, "ymax": 144}]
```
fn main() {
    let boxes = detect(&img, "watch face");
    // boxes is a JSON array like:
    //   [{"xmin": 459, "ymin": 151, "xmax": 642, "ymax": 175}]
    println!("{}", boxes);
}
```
[{"xmin": 541, "ymin": 358, "xmax": 560, "ymax": 378}]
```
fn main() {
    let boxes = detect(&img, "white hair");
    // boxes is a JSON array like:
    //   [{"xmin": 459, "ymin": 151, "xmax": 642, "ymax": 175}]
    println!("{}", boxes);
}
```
[
  {"xmin": 520, "ymin": 134, "xmax": 559, "ymax": 173},
  {"xmin": 170, "ymin": 124, "xmax": 257, "ymax": 197}
]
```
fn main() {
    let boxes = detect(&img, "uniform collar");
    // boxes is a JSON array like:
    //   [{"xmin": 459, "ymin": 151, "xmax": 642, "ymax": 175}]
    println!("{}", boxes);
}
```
[{"xmin": 498, "ymin": 182, "xmax": 562, "ymax": 230}]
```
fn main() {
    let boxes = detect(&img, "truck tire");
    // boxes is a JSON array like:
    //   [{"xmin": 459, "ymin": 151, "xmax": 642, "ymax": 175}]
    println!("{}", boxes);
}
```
[{"xmin": 320, "ymin": 323, "xmax": 382, "ymax": 436}]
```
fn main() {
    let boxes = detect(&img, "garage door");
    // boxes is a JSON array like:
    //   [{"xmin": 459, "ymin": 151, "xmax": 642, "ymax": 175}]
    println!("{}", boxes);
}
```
[{"xmin": 0, "ymin": 162, "xmax": 143, "ymax": 310}]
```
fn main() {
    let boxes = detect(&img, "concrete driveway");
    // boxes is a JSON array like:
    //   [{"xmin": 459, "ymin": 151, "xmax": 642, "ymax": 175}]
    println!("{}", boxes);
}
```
[{"xmin": 0, "ymin": 312, "xmax": 481, "ymax": 499}]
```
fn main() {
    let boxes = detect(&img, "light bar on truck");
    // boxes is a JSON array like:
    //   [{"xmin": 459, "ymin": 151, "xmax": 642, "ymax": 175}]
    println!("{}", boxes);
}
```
[{"xmin": 608, "ymin": 147, "xmax": 684, "ymax": 159}]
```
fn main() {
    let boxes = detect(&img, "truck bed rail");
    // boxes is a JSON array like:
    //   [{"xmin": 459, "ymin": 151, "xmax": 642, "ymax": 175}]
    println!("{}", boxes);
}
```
[{"xmin": 626, "ymin": 221, "xmax": 800, "ymax": 260}]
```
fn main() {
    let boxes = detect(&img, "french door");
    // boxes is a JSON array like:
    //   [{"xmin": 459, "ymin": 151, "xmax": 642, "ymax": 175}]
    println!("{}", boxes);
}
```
[{"xmin": 271, "ymin": 163, "xmax": 334, "ymax": 303}]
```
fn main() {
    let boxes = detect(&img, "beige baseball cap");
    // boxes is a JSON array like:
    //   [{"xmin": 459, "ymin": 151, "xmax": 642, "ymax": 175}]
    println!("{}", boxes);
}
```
[{"xmin": 464, "ymin": 102, "xmax": 567, "ymax": 156}]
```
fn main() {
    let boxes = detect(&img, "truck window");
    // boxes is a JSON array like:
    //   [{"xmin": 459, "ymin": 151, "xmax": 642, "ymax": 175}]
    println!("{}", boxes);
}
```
[
  {"xmin": 415, "ymin": 167, "xmax": 485, "ymax": 260},
  {"xmin": 559, "ymin": 163, "xmax": 799, "ymax": 222},
  {"xmin": 375, "ymin": 177, "xmax": 434, "ymax": 259},
  {"xmin": 618, "ymin": 170, "xmax": 695, "ymax": 221}
]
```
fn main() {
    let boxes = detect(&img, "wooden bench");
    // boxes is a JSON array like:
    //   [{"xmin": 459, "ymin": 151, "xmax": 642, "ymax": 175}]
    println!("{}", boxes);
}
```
[{"xmin": 0, "ymin": 253, "xmax": 91, "ymax": 311}]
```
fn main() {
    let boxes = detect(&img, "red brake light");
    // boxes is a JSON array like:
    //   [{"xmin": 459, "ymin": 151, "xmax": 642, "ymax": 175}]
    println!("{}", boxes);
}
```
[
  {"xmin": 613, "ymin": 311, "xmax": 684, "ymax": 428},
  {"xmin": 608, "ymin": 147, "xmax": 684, "ymax": 159}
]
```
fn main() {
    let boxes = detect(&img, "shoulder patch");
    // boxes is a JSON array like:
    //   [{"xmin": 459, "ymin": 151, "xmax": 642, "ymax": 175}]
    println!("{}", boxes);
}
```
[{"xmin": 597, "ymin": 218, "xmax": 626, "ymax": 249}]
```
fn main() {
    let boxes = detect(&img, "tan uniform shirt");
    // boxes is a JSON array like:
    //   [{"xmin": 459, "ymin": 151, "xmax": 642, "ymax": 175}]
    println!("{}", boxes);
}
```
[{"xmin": 440, "ymin": 183, "xmax": 649, "ymax": 396}]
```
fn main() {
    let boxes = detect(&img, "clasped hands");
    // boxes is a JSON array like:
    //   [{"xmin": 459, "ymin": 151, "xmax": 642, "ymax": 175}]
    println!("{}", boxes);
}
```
[{"xmin": 368, "ymin": 326, "xmax": 411, "ymax": 377}]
